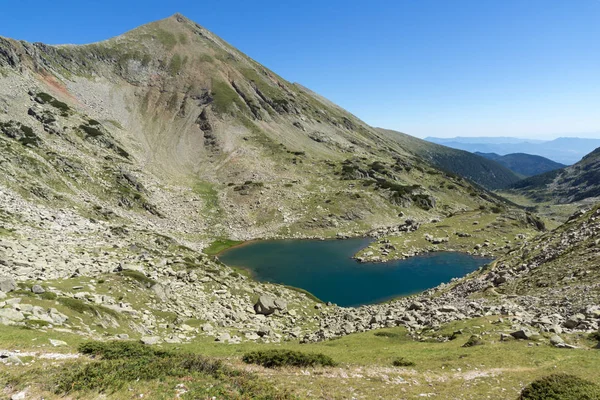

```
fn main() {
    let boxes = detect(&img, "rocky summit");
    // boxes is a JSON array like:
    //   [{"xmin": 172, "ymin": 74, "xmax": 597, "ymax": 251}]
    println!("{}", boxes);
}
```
[{"xmin": 0, "ymin": 13, "xmax": 598, "ymax": 400}]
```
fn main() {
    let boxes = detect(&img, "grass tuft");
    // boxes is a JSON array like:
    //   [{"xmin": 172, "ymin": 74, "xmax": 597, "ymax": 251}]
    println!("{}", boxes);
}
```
[
  {"xmin": 57, "ymin": 297, "xmax": 120, "ymax": 319},
  {"xmin": 119, "ymin": 270, "xmax": 157, "ymax": 287},
  {"xmin": 392, "ymin": 357, "xmax": 415, "ymax": 367}
]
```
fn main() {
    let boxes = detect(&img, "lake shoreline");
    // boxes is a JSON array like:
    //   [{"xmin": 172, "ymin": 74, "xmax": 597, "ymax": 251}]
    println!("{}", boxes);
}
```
[{"xmin": 218, "ymin": 238, "xmax": 493, "ymax": 307}]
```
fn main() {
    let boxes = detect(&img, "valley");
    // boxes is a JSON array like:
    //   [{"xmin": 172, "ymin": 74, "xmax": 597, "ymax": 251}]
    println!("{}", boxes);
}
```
[{"xmin": 0, "ymin": 12, "xmax": 599, "ymax": 400}]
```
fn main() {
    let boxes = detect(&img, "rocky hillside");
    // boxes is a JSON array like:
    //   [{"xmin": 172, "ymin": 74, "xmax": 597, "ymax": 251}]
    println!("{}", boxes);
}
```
[
  {"xmin": 377, "ymin": 128, "xmax": 523, "ymax": 190},
  {"xmin": 507, "ymin": 147, "xmax": 600, "ymax": 204},
  {"xmin": 306, "ymin": 205, "xmax": 600, "ymax": 342},
  {"xmin": 0, "ymin": 13, "xmax": 539, "ymax": 345},
  {"xmin": 0, "ymin": 13, "xmax": 519, "ymax": 250},
  {"xmin": 476, "ymin": 152, "xmax": 566, "ymax": 177}
]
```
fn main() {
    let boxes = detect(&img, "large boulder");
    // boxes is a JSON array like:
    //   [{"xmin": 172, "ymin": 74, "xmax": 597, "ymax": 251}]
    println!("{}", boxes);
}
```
[
  {"xmin": 0, "ymin": 277, "xmax": 16, "ymax": 293},
  {"xmin": 0, "ymin": 309, "xmax": 25, "ymax": 322},
  {"xmin": 254, "ymin": 295, "xmax": 286, "ymax": 316},
  {"xmin": 31, "ymin": 285, "xmax": 45, "ymax": 294},
  {"xmin": 510, "ymin": 328, "xmax": 538, "ymax": 340}
]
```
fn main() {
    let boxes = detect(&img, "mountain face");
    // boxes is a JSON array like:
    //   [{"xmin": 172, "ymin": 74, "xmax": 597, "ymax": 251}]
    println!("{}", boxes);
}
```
[
  {"xmin": 426, "ymin": 136, "xmax": 600, "ymax": 165},
  {"xmin": 1, "ymin": 15, "xmax": 600, "ymax": 399},
  {"xmin": 377, "ymin": 129, "xmax": 522, "ymax": 190},
  {"xmin": 475, "ymin": 152, "xmax": 566, "ymax": 177},
  {"xmin": 508, "ymin": 147, "xmax": 600, "ymax": 204},
  {"xmin": 0, "ymin": 14, "xmax": 517, "ymax": 249}
]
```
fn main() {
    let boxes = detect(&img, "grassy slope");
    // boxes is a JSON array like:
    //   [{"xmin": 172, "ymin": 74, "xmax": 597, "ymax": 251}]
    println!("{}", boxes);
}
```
[{"xmin": 2, "ymin": 317, "xmax": 599, "ymax": 399}]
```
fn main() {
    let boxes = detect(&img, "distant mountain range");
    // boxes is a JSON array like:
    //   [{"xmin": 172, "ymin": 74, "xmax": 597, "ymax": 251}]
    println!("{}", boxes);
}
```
[
  {"xmin": 425, "ymin": 137, "xmax": 600, "ymax": 165},
  {"xmin": 475, "ymin": 152, "xmax": 566, "ymax": 177}
]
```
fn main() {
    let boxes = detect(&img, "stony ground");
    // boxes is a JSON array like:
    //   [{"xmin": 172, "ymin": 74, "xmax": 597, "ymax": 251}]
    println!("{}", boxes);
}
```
[{"xmin": 0, "ymin": 13, "xmax": 599, "ymax": 400}]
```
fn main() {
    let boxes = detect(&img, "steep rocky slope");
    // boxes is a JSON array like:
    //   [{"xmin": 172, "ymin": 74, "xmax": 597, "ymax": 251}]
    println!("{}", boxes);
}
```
[
  {"xmin": 0, "ymin": 14, "xmax": 518, "ymax": 249},
  {"xmin": 377, "ymin": 128, "xmax": 523, "ymax": 189},
  {"xmin": 0, "ymin": 15, "xmax": 598, "ymax": 399},
  {"xmin": 0, "ymin": 14, "xmax": 538, "ymax": 344},
  {"xmin": 507, "ymin": 147, "xmax": 600, "ymax": 204}
]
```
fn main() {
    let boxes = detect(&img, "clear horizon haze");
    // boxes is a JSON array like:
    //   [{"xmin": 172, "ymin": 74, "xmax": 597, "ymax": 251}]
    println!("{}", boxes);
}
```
[{"xmin": 1, "ymin": 0, "xmax": 599, "ymax": 139}]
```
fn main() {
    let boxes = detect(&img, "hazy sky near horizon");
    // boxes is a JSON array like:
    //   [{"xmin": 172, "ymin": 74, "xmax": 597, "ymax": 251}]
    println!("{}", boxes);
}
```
[{"xmin": 1, "ymin": 0, "xmax": 599, "ymax": 139}]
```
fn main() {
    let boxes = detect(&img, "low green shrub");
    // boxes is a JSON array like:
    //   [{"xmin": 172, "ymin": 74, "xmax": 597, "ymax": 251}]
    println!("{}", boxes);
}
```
[
  {"xmin": 462, "ymin": 335, "xmax": 484, "ymax": 348},
  {"xmin": 36, "ymin": 92, "xmax": 70, "ymax": 115},
  {"xmin": 79, "ymin": 340, "xmax": 170, "ymax": 360},
  {"xmin": 119, "ymin": 269, "xmax": 157, "ymax": 287},
  {"xmin": 80, "ymin": 124, "xmax": 103, "ymax": 138},
  {"xmin": 392, "ymin": 357, "xmax": 415, "ymax": 367},
  {"xmin": 26, "ymin": 319, "xmax": 51, "ymax": 327},
  {"xmin": 55, "ymin": 341, "xmax": 293, "ymax": 398},
  {"xmin": 374, "ymin": 331, "xmax": 404, "ymax": 339},
  {"xmin": 242, "ymin": 349, "xmax": 337, "ymax": 368},
  {"xmin": 57, "ymin": 297, "xmax": 120, "ymax": 318},
  {"xmin": 40, "ymin": 291, "xmax": 57, "ymax": 300},
  {"xmin": 519, "ymin": 374, "xmax": 600, "ymax": 400}
]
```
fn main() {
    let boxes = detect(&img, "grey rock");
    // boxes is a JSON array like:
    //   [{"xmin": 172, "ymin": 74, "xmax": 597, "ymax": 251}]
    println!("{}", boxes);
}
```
[
  {"xmin": 31, "ymin": 285, "xmax": 45, "ymax": 294},
  {"xmin": 151, "ymin": 283, "xmax": 168, "ymax": 302},
  {"xmin": 140, "ymin": 336, "xmax": 161, "ymax": 345},
  {"xmin": 49, "ymin": 339, "xmax": 67, "ymax": 347},
  {"xmin": 6, "ymin": 355, "xmax": 23, "ymax": 365},
  {"xmin": 215, "ymin": 332, "xmax": 231, "ymax": 342},
  {"xmin": 510, "ymin": 328, "xmax": 537, "ymax": 340},
  {"xmin": 439, "ymin": 305, "xmax": 458, "ymax": 313},
  {"xmin": 254, "ymin": 295, "xmax": 278, "ymax": 316},
  {"xmin": 549, "ymin": 335, "xmax": 564, "ymax": 346},
  {"xmin": 0, "ymin": 309, "xmax": 24, "ymax": 322},
  {"xmin": 0, "ymin": 276, "xmax": 16, "ymax": 293},
  {"xmin": 11, "ymin": 391, "xmax": 26, "ymax": 400}
]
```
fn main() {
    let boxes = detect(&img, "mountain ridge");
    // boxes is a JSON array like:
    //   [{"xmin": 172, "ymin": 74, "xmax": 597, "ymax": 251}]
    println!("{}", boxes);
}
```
[
  {"xmin": 0, "ymin": 13, "xmax": 531, "ymax": 248},
  {"xmin": 508, "ymin": 146, "xmax": 600, "ymax": 204},
  {"xmin": 376, "ymin": 128, "xmax": 523, "ymax": 189},
  {"xmin": 475, "ymin": 152, "xmax": 566, "ymax": 177}
]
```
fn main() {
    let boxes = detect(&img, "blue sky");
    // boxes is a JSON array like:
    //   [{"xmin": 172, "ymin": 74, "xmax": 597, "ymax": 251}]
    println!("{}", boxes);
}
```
[{"xmin": 1, "ymin": 0, "xmax": 599, "ymax": 139}]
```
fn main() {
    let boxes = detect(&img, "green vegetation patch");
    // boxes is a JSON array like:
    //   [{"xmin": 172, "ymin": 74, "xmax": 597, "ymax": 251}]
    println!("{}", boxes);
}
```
[
  {"xmin": 204, "ymin": 238, "xmax": 242, "ymax": 256},
  {"xmin": 55, "ymin": 341, "xmax": 292, "ymax": 398},
  {"xmin": 242, "ymin": 349, "xmax": 337, "ymax": 368},
  {"xmin": 374, "ymin": 331, "xmax": 404, "ymax": 339},
  {"xmin": 79, "ymin": 340, "xmax": 170, "ymax": 359},
  {"xmin": 462, "ymin": 335, "xmax": 484, "ymax": 348},
  {"xmin": 79, "ymin": 124, "xmax": 104, "ymax": 138},
  {"xmin": 57, "ymin": 297, "xmax": 120, "ymax": 319},
  {"xmin": 392, "ymin": 357, "xmax": 415, "ymax": 367},
  {"xmin": 36, "ymin": 92, "xmax": 70, "ymax": 116},
  {"xmin": 153, "ymin": 29, "xmax": 178, "ymax": 50},
  {"xmin": 519, "ymin": 373, "xmax": 600, "ymax": 400},
  {"xmin": 119, "ymin": 270, "xmax": 157, "ymax": 287},
  {"xmin": 168, "ymin": 53, "xmax": 186, "ymax": 76},
  {"xmin": 211, "ymin": 80, "xmax": 245, "ymax": 115}
]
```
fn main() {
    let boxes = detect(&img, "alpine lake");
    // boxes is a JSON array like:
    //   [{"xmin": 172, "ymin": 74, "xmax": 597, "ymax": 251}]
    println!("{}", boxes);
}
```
[{"xmin": 218, "ymin": 238, "xmax": 492, "ymax": 307}]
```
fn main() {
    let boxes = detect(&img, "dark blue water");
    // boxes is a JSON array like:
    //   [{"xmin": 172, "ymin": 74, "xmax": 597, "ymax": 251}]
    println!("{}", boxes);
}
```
[{"xmin": 218, "ymin": 238, "xmax": 492, "ymax": 307}]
